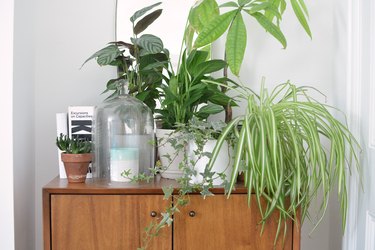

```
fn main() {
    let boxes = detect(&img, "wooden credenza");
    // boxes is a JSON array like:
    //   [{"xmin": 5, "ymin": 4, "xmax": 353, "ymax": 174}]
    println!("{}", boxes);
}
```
[{"xmin": 43, "ymin": 177, "xmax": 300, "ymax": 250}]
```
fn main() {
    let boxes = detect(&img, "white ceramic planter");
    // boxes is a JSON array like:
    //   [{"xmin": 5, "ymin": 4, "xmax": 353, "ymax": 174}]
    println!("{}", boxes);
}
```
[
  {"xmin": 156, "ymin": 129, "xmax": 184, "ymax": 179},
  {"xmin": 187, "ymin": 139, "xmax": 233, "ymax": 186}
]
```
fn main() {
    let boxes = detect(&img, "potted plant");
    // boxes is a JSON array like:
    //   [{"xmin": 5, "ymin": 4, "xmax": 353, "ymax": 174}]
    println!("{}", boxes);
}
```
[
  {"xmin": 82, "ymin": 2, "xmax": 168, "ymax": 113},
  {"xmin": 56, "ymin": 133, "xmax": 93, "ymax": 183},
  {"xmin": 206, "ymin": 80, "xmax": 360, "ymax": 240},
  {"xmin": 155, "ymin": 48, "xmax": 235, "ymax": 179}
]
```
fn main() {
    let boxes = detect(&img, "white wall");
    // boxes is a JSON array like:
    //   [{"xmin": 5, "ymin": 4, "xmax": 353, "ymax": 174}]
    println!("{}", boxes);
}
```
[
  {"xmin": 13, "ymin": 0, "xmax": 36, "ymax": 248},
  {"xmin": 33, "ymin": 0, "xmax": 117, "ymax": 249},
  {"xmin": 0, "ymin": 0, "xmax": 15, "ymax": 249}
]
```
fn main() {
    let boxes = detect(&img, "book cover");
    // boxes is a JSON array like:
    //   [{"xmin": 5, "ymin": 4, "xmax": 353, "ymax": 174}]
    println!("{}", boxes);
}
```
[{"xmin": 68, "ymin": 106, "xmax": 95, "ymax": 178}]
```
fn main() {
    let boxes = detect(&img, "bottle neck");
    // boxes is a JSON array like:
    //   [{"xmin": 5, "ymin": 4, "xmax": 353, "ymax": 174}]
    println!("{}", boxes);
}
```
[{"xmin": 118, "ymin": 81, "xmax": 129, "ymax": 96}]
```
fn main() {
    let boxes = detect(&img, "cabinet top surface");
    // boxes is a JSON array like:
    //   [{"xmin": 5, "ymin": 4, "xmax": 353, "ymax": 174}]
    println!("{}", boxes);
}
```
[{"xmin": 43, "ymin": 176, "xmax": 247, "ymax": 195}]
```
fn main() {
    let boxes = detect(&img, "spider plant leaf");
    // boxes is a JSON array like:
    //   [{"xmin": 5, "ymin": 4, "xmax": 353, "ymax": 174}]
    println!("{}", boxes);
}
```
[
  {"xmin": 207, "ymin": 116, "xmax": 242, "ymax": 171},
  {"xmin": 225, "ymin": 13, "xmax": 247, "ymax": 76},
  {"xmin": 194, "ymin": 10, "xmax": 237, "ymax": 48},
  {"xmin": 228, "ymin": 124, "xmax": 247, "ymax": 195},
  {"xmin": 249, "ymin": 12, "xmax": 287, "ymax": 48},
  {"xmin": 290, "ymin": 0, "xmax": 312, "ymax": 38},
  {"xmin": 130, "ymin": 2, "xmax": 162, "ymax": 23},
  {"xmin": 133, "ymin": 9, "xmax": 163, "ymax": 35}
]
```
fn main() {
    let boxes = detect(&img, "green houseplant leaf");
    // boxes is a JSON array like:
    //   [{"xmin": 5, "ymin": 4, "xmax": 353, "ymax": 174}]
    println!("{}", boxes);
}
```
[
  {"xmin": 82, "ymin": 45, "xmax": 121, "ymax": 67},
  {"xmin": 135, "ymin": 34, "xmax": 164, "ymax": 54},
  {"xmin": 225, "ymin": 13, "xmax": 247, "ymax": 76},
  {"xmin": 189, "ymin": 0, "xmax": 220, "ymax": 33},
  {"xmin": 130, "ymin": 2, "xmax": 162, "ymax": 23},
  {"xmin": 194, "ymin": 10, "xmax": 237, "ymax": 48},
  {"xmin": 290, "ymin": 0, "xmax": 312, "ymax": 38},
  {"xmin": 249, "ymin": 12, "xmax": 287, "ymax": 48},
  {"xmin": 133, "ymin": 9, "xmax": 163, "ymax": 35}
]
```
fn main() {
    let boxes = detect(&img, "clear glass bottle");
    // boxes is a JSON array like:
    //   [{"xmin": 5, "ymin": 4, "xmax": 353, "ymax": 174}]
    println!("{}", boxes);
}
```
[{"xmin": 92, "ymin": 82, "xmax": 155, "ymax": 181}]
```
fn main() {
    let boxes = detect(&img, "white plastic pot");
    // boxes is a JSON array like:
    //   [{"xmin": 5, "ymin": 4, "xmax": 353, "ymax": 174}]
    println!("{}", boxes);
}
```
[{"xmin": 187, "ymin": 139, "xmax": 233, "ymax": 186}]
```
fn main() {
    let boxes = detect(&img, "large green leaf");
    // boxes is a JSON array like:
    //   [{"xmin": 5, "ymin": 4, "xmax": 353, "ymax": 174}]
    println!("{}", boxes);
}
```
[
  {"xmin": 189, "ymin": 0, "xmax": 219, "ymax": 32},
  {"xmin": 290, "ymin": 0, "xmax": 312, "ymax": 38},
  {"xmin": 192, "ymin": 59, "xmax": 227, "ymax": 77},
  {"xmin": 82, "ymin": 45, "xmax": 121, "ymax": 67},
  {"xmin": 238, "ymin": 0, "xmax": 251, "ymax": 7},
  {"xmin": 130, "ymin": 2, "xmax": 161, "ymax": 23},
  {"xmin": 135, "ymin": 34, "xmax": 164, "ymax": 54},
  {"xmin": 194, "ymin": 10, "xmax": 237, "ymax": 48},
  {"xmin": 133, "ymin": 9, "xmax": 163, "ymax": 35},
  {"xmin": 226, "ymin": 13, "xmax": 247, "ymax": 76},
  {"xmin": 196, "ymin": 103, "xmax": 224, "ymax": 119},
  {"xmin": 249, "ymin": 12, "xmax": 287, "ymax": 48}
]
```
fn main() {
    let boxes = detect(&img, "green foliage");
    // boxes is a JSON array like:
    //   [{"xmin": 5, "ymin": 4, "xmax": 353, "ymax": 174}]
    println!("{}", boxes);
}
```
[
  {"xmin": 207, "ymin": 80, "xmax": 361, "ymax": 240},
  {"xmin": 56, "ymin": 133, "xmax": 92, "ymax": 154},
  {"xmin": 82, "ymin": 3, "xmax": 166, "ymax": 113},
  {"xmin": 156, "ymin": 49, "xmax": 235, "ymax": 129},
  {"xmin": 189, "ymin": 0, "xmax": 311, "ymax": 76}
]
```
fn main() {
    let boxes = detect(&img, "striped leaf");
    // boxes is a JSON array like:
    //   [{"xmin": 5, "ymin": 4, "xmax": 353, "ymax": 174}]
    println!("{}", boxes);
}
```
[
  {"xmin": 130, "ymin": 2, "xmax": 161, "ymax": 23},
  {"xmin": 135, "ymin": 34, "xmax": 163, "ymax": 54}
]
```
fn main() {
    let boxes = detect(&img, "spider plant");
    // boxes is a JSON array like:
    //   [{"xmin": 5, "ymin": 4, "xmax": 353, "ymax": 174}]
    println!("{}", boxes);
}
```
[{"xmin": 207, "ymin": 79, "xmax": 360, "ymax": 241}]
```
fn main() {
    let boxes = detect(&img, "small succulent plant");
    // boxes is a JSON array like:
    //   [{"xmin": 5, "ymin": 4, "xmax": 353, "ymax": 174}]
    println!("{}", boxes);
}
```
[{"xmin": 56, "ymin": 133, "xmax": 92, "ymax": 154}]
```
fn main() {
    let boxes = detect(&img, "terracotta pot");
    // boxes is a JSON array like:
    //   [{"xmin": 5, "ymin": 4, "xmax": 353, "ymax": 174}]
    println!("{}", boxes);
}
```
[{"xmin": 61, "ymin": 153, "xmax": 92, "ymax": 183}]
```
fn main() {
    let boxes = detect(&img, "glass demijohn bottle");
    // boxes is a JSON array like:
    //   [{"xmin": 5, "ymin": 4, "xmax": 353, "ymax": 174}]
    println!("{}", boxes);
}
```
[{"xmin": 92, "ymin": 81, "xmax": 155, "ymax": 181}]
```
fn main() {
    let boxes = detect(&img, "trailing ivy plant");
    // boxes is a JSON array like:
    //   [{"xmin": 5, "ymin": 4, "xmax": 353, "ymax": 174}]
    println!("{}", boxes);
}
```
[
  {"xmin": 82, "ymin": 2, "xmax": 169, "ymax": 112},
  {"xmin": 205, "ymin": 79, "xmax": 360, "ymax": 242}
]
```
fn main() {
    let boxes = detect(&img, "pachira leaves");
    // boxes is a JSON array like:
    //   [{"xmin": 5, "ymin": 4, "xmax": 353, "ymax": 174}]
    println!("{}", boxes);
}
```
[
  {"xmin": 190, "ymin": 0, "xmax": 311, "ymax": 76},
  {"xmin": 194, "ymin": 10, "xmax": 237, "ymax": 48},
  {"xmin": 226, "ymin": 13, "xmax": 246, "ymax": 76},
  {"xmin": 249, "ymin": 12, "xmax": 287, "ymax": 48},
  {"xmin": 130, "ymin": 2, "xmax": 161, "ymax": 23},
  {"xmin": 189, "ymin": 0, "xmax": 220, "ymax": 33},
  {"xmin": 133, "ymin": 9, "xmax": 163, "ymax": 35},
  {"xmin": 290, "ymin": 0, "xmax": 312, "ymax": 38}
]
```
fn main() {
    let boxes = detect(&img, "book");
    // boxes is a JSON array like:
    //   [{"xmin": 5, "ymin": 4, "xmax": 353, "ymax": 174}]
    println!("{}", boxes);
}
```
[{"xmin": 68, "ymin": 106, "xmax": 95, "ymax": 178}]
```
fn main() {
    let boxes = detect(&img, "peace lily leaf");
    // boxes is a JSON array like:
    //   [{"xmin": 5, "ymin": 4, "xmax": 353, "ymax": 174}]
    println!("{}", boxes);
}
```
[
  {"xmin": 133, "ymin": 9, "xmax": 163, "ymax": 35},
  {"xmin": 226, "ymin": 13, "xmax": 247, "ymax": 76},
  {"xmin": 135, "ymin": 34, "xmax": 164, "ymax": 54},
  {"xmin": 249, "ymin": 12, "xmax": 287, "ymax": 48},
  {"xmin": 193, "ymin": 59, "xmax": 227, "ymax": 76},
  {"xmin": 82, "ymin": 45, "xmax": 121, "ymax": 67},
  {"xmin": 130, "ymin": 2, "xmax": 161, "ymax": 23},
  {"xmin": 219, "ymin": 1, "xmax": 238, "ymax": 8},
  {"xmin": 189, "ymin": 0, "xmax": 219, "ymax": 32},
  {"xmin": 196, "ymin": 103, "xmax": 224, "ymax": 119},
  {"xmin": 290, "ymin": 0, "xmax": 312, "ymax": 38},
  {"xmin": 194, "ymin": 10, "xmax": 237, "ymax": 48}
]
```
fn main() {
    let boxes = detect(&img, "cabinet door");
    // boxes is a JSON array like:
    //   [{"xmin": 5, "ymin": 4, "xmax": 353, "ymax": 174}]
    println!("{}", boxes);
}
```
[
  {"xmin": 51, "ymin": 194, "xmax": 171, "ymax": 250},
  {"xmin": 174, "ymin": 194, "xmax": 296, "ymax": 250}
]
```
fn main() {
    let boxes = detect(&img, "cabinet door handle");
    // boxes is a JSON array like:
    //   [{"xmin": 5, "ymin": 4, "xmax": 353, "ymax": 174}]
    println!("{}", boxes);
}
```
[
  {"xmin": 150, "ymin": 211, "xmax": 158, "ymax": 217},
  {"xmin": 188, "ymin": 211, "xmax": 196, "ymax": 217}
]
